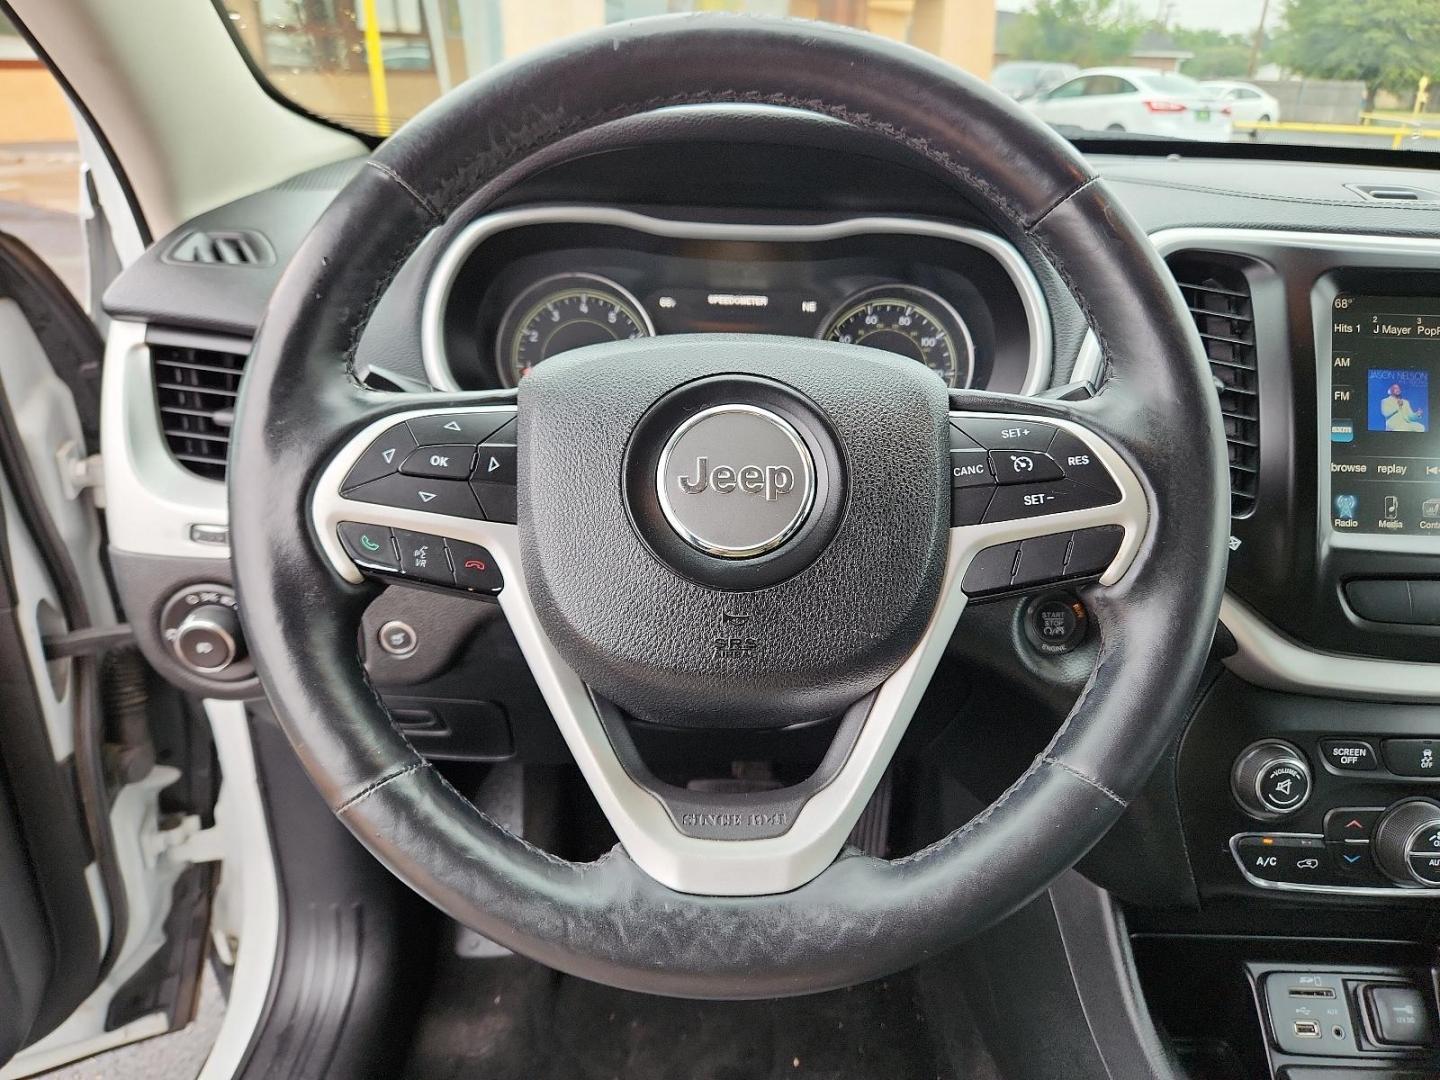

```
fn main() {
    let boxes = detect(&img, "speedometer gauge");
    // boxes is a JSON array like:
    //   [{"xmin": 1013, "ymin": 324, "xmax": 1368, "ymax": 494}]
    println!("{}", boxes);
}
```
[
  {"xmin": 820, "ymin": 285, "xmax": 974, "ymax": 387},
  {"xmin": 498, "ymin": 273, "xmax": 653, "ymax": 384}
]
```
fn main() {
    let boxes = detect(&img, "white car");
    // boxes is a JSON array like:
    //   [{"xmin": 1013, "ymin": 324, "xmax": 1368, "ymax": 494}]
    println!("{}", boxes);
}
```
[
  {"xmin": 1202, "ymin": 80, "xmax": 1282, "ymax": 124},
  {"xmin": 1026, "ymin": 67, "xmax": 1233, "ymax": 142}
]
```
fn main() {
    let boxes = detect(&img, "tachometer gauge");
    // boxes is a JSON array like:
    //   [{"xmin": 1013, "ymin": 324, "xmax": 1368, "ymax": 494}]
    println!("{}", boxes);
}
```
[
  {"xmin": 498, "ymin": 273, "xmax": 653, "ymax": 384},
  {"xmin": 820, "ymin": 285, "xmax": 974, "ymax": 387}
]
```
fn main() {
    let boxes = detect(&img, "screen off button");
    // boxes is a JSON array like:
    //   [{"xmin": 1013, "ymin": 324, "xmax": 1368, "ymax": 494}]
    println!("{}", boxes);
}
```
[{"xmin": 1318, "ymin": 740, "xmax": 1378, "ymax": 772}]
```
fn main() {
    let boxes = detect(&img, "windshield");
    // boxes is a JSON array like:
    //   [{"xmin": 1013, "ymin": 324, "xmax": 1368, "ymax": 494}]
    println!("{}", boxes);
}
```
[{"xmin": 217, "ymin": 1, "xmax": 1440, "ymax": 153}]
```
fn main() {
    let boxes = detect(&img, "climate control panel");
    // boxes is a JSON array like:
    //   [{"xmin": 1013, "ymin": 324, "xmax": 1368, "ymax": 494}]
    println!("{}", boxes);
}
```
[
  {"xmin": 1233, "ymin": 798, "xmax": 1440, "ymax": 893},
  {"xmin": 1180, "ymin": 678, "xmax": 1440, "ymax": 902}
]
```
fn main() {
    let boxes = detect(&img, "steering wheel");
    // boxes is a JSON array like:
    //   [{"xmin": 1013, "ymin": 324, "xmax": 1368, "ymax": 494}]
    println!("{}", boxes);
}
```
[{"xmin": 230, "ymin": 14, "xmax": 1227, "ymax": 999}]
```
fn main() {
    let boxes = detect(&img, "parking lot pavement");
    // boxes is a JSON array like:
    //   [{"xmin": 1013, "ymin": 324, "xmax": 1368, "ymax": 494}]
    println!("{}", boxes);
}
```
[
  {"xmin": 33, "ymin": 967, "xmax": 224, "ymax": 1080},
  {"xmin": 0, "ymin": 142, "xmax": 85, "ymax": 301}
]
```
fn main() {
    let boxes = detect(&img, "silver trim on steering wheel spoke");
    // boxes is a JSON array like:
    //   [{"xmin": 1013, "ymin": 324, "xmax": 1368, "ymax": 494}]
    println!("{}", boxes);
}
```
[{"xmin": 311, "ymin": 406, "xmax": 1146, "ymax": 896}]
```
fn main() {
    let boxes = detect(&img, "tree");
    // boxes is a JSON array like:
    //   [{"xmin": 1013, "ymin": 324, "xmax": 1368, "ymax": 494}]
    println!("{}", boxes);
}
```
[
  {"xmin": 1171, "ymin": 27, "xmax": 1255, "ymax": 80},
  {"xmin": 1002, "ymin": 0, "xmax": 1143, "ymax": 68},
  {"xmin": 1274, "ymin": 0, "xmax": 1440, "ymax": 109}
]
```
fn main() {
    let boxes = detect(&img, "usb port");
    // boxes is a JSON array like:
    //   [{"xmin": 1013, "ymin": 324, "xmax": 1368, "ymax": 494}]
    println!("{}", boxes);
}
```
[
  {"xmin": 1293, "ymin": 1019, "xmax": 1323, "ymax": 1039},
  {"xmin": 1288, "ymin": 987, "xmax": 1337, "ymax": 999}
]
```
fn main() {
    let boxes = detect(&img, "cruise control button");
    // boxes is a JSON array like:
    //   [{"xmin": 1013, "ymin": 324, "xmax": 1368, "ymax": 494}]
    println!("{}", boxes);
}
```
[
  {"xmin": 1318, "ymin": 739, "xmax": 1378, "ymax": 772},
  {"xmin": 951, "ymin": 485, "xmax": 994, "ymax": 527},
  {"xmin": 990, "ymin": 449, "xmax": 1063, "ymax": 485},
  {"xmin": 393, "ymin": 529, "xmax": 454, "ymax": 586},
  {"xmin": 949, "ymin": 449, "xmax": 992, "ymax": 488},
  {"xmin": 344, "ymin": 473, "xmax": 482, "ymax": 519},
  {"xmin": 337, "ymin": 521, "xmax": 400, "ymax": 572},
  {"xmin": 1065, "ymin": 525, "xmax": 1124, "ymax": 578},
  {"xmin": 1234, "ymin": 835, "xmax": 1328, "ymax": 885},
  {"xmin": 474, "ymin": 444, "xmax": 517, "ymax": 486},
  {"xmin": 1047, "ymin": 430, "xmax": 1120, "ymax": 497},
  {"xmin": 982, "ymin": 479, "xmax": 1115, "ymax": 523},
  {"xmin": 1324, "ymin": 807, "xmax": 1384, "ymax": 842},
  {"xmin": 961, "ymin": 541, "xmax": 1020, "ymax": 595},
  {"xmin": 471, "ymin": 481, "xmax": 517, "ymax": 524},
  {"xmin": 1012, "ymin": 532, "xmax": 1072, "ymax": 587},
  {"xmin": 951, "ymin": 418, "xmax": 1056, "ymax": 451},
  {"xmin": 446, "ymin": 539, "xmax": 504, "ymax": 594},
  {"xmin": 408, "ymin": 411, "xmax": 513, "ymax": 447},
  {"xmin": 341, "ymin": 423, "xmax": 417, "ymax": 492},
  {"xmin": 400, "ymin": 444, "xmax": 476, "ymax": 481},
  {"xmin": 1383, "ymin": 738, "xmax": 1440, "ymax": 778}
]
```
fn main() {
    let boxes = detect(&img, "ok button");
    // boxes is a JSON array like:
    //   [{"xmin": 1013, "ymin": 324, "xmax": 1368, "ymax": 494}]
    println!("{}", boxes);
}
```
[{"xmin": 400, "ymin": 444, "xmax": 476, "ymax": 480}]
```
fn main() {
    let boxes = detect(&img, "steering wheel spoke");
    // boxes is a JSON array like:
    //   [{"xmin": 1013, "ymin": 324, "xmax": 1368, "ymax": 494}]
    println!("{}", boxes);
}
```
[
  {"xmin": 313, "ymin": 398, "xmax": 520, "ymax": 593},
  {"xmin": 946, "ymin": 402, "xmax": 1147, "ymax": 600}
]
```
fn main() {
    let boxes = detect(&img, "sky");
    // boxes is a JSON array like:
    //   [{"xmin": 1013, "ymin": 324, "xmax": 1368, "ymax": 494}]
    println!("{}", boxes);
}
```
[{"xmin": 997, "ymin": 0, "xmax": 1276, "ymax": 38}]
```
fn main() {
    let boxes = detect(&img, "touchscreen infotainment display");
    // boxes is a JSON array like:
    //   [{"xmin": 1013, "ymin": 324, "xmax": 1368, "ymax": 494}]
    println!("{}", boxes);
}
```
[{"xmin": 1329, "ymin": 294, "xmax": 1440, "ymax": 536}]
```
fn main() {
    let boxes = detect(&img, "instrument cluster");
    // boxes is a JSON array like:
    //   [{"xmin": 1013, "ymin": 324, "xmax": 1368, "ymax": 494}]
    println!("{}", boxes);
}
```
[{"xmin": 428, "ymin": 211, "xmax": 1049, "ymax": 395}]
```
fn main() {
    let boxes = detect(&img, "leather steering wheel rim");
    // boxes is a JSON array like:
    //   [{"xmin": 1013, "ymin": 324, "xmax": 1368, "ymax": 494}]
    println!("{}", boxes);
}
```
[{"xmin": 230, "ymin": 13, "xmax": 1228, "ymax": 999}]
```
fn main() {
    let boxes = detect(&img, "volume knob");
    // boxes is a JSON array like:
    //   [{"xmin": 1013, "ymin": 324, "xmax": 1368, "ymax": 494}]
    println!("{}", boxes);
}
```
[{"xmin": 1231, "ymin": 740, "xmax": 1311, "ymax": 820}]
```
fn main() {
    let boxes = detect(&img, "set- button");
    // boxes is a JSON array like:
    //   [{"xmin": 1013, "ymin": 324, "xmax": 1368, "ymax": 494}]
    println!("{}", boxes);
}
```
[
  {"xmin": 337, "ymin": 521, "xmax": 503, "ymax": 595},
  {"xmin": 948, "ymin": 418, "xmax": 1121, "ymax": 526},
  {"xmin": 340, "ymin": 410, "xmax": 519, "ymax": 525}
]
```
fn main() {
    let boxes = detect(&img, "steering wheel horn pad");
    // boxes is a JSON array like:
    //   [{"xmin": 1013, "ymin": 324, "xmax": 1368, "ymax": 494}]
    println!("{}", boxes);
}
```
[
  {"xmin": 233, "ymin": 13, "xmax": 1228, "ymax": 998},
  {"xmin": 522, "ymin": 335, "xmax": 949, "ymax": 730}
]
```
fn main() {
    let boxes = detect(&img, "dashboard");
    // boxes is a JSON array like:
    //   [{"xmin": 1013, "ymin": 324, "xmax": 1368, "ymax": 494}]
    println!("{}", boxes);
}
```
[
  {"xmin": 96, "ymin": 128, "xmax": 1440, "ymax": 931},
  {"xmin": 422, "ymin": 209, "xmax": 1049, "ymax": 395},
  {"xmin": 82, "ymin": 107, "xmax": 1440, "ymax": 1080}
]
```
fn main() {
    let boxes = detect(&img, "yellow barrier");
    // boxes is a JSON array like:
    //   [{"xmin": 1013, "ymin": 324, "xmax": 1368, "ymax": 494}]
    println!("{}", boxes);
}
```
[{"xmin": 1235, "ymin": 118, "xmax": 1440, "ymax": 150}]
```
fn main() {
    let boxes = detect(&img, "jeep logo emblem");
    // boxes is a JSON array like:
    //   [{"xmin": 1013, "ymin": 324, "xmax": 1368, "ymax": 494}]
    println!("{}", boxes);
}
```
[
  {"xmin": 657, "ymin": 404, "xmax": 815, "ymax": 558},
  {"xmin": 676, "ymin": 459, "xmax": 796, "ymax": 501}
]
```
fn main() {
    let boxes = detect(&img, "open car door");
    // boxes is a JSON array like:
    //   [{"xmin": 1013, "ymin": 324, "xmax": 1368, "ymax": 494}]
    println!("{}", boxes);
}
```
[{"xmin": 0, "ymin": 231, "xmax": 216, "ymax": 1077}]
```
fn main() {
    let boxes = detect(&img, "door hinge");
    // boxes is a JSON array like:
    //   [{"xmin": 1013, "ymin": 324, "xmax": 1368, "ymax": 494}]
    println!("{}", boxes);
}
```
[
  {"xmin": 56, "ymin": 440, "xmax": 104, "ymax": 506},
  {"xmin": 148, "ymin": 813, "xmax": 225, "ymax": 866}
]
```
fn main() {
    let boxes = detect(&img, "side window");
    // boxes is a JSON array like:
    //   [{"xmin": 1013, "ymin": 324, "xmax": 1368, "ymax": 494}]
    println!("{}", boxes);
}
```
[
  {"xmin": 1048, "ymin": 78, "xmax": 1090, "ymax": 100},
  {"xmin": 0, "ymin": 16, "xmax": 85, "ymax": 303},
  {"xmin": 1086, "ymin": 77, "xmax": 1133, "ymax": 96}
]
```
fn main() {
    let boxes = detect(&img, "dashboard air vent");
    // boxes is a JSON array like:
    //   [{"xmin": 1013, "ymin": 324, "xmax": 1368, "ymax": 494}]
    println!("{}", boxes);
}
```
[
  {"xmin": 152, "ymin": 338, "xmax": 248, "ymax": 481},
  {"xmin": 1168, "ymin": 254, "xmax": 1258, "ymax": 516},
  {"xmin": 164, "ymin": 229, "xmax": 273, "ymax": 266}
]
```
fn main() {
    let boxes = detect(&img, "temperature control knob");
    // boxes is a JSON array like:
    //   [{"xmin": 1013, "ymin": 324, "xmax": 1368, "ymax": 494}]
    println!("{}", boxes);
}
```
[
  {"xmin": 1231, "ymin": 741, "xmax": 1312, "ymax": 820},
  {"xmin": 173, "ymin": 604, "xmax": 244, "ymax": 673},
  {"xmin": 1374, "ymin": 800, "xmax": 1440, "ymax": 887}
]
